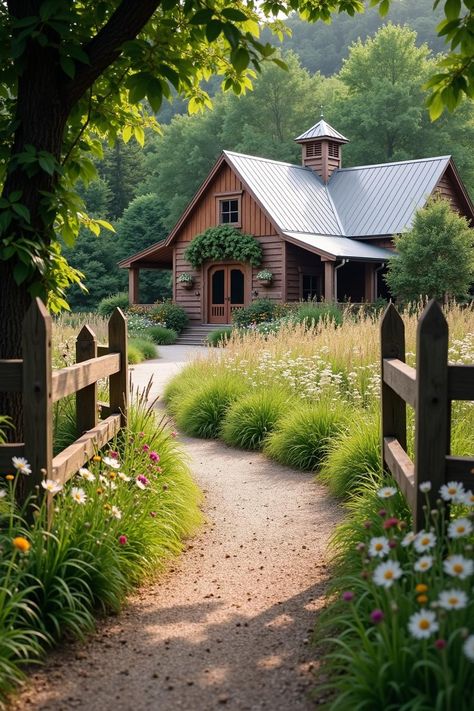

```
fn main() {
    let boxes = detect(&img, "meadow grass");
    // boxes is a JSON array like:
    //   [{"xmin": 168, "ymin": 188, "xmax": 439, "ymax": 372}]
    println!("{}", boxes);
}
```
[{"xmin": 221, "ymin": 387, "xmax": 290, "ymax": 450}]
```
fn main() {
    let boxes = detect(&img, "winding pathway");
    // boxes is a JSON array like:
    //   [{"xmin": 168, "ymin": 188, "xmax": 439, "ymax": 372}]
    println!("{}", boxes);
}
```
[{"xmin": 12, "ymin": 346, "xmax": 341, "ymax": 711}]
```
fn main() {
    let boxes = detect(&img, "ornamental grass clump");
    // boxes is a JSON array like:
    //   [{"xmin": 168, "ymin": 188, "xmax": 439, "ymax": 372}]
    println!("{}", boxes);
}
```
[
  {"xmin": 146, "ymin": 325, "xmax": 178, "ymax": 345},
  {"xmin": 221, "ymin": 387, "xmax": 290, "ymax": 450},
  {"xmin": 264, "ymin": 400, "xmax": 348, "ymax": 471},
  {"xmin": 318, "ymin": 479, "xmax": 474, "ymax": 710}
]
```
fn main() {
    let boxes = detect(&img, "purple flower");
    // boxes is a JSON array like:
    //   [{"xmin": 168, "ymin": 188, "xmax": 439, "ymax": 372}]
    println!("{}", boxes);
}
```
[
  {"xmin": 388, "ymin": 539, "xmax": 397, "ymax": 549},
  {"xmin": 342, "ymin": 591, "xmax": 355, "ymax": 602},
  {"xmin": 378, "ymin": 509, "xmax": 387, "ymax": 518},
  {"xmin": 118, "ymin": 535, "xmax": 127, "ymax": 546},
  {"xmin": 435, "ymin": 639, "xmax": 447, "ymax": 650},
  {"xmin": 383, "ymin": 517, "xmax": 400, "ymax": 530},
  {"xmin": 136, "ymin": 475, "xmax": 150, "ymax": 490},
  {"xmin": 142, "ymin": 444, "xmax": 150, "ymax": 452},
  {"xmin": 370, "ymin": 609, "xmax": 385, "ymax": 624},
  {"xmin": 149, "ymin": 451, "xmax": 160, "ymax": 462}
]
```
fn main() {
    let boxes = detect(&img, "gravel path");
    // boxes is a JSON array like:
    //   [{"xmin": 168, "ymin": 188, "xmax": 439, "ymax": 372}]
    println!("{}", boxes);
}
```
[{"xmin": 11, "ymin": 348, "xmax": 341, "ymax": 711}]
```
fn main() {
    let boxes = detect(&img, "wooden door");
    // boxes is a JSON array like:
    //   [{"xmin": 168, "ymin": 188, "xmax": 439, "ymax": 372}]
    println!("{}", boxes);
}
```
[{"xmin": 208, "ymin": 264, "xmax": 245, "ymax": 324}]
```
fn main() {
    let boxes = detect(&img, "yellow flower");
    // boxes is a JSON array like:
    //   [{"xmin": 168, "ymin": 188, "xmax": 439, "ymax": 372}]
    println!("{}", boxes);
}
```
[
  {"xmin": 103, "ymin": 503, "xmax": 111, "ymax": 511},
  {"xmin": 417, "ymin": 594, "xmax": 429, "ymax": 604},
  {"xmin": 12, "ymin": 537, "xmax": 31, "ymax": 553},
  {"xmin": 96, "ymin": 487, "xmax": 104, "ymax": 495},
  {"xmin": 416, "ymin": 584, "xmax": 428, "ymax": 593},
  {"xmin": 93, "ymin": 455, "xmax": 101, "ymax": 462},
  {"xmin": 5, "ymin": 474, "xmax": 14, "ymax": 481},
  {"xmin": 108, "ymin": 471, "xmax": 116, "ymax": 480}
]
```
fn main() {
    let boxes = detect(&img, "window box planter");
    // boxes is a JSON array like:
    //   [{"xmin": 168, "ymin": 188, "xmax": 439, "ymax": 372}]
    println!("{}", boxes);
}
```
[
  {"xmin": 256, "ymin": 270, "xmax": 273, "ymax": 287},
  {"xmin": 177, "ymin": 274, "xmax": 194, "ymax": 290}
]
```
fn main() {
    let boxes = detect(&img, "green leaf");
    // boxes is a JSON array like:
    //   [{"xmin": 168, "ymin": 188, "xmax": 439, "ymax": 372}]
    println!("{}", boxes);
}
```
[
  {"xmin": 13, "ymin": 261, "xmax": 30, "ymax": 285},
  {"xmin": 428, "ymin": 91, "xmax": 445, "ymax": 120},
  {"xmin": 445, "ymin": 0, "xmax": 461, "ymax": 20},
  {"xmin": 12, "ymin": 15, "xmax": 38, "ymax": 29},
  {"xmin": 379, "ymin": 0, "xmax": 390, "ymax": 17},
  {"xmin": 12, "ymin": 203, "xmax": 31, "ymax": 222},
  {"xmin": 122, "ymin": 125, "xmax": 133, "ymax": 143},
  {"xmin": 95, "ymin": 219, "xmax": 115, "ymax": 232},
  {"xmin": 221, "ymin": 8, "xmax": 248, "ymax": 22},
  {"xmin": 8, "ymin": 191, "xmax": 22, "ymax": 203},
  {"xmin": 60, "ymin": 55, "xmax": 75, "ymax": 78},
  {"xmin": 133, "ymin": 125, "xmax": 145, "ymax": 146},
  {"xmin": 206, "ymin": 19, "xmax": 222, "ymax": 42},
  {"xmin": 38, "ymin": 153, "xmax": 56, "ymax": 175},
  {"xmin": 231, "ymin": 47, "xmax": 250, "ymax": 73},
  {"xmin": 146, "ymin": 77, "xmax": 163, "ymax": 113},
  {"xmin": 189, "ymin": 8, "xmax": 214, "ymax": 25}
]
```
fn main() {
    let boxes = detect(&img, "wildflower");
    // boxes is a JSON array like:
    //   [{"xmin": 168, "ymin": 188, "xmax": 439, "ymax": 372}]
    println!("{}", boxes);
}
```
[
  {"xmin": 438, "ymin": 589, "xmax": 468, "ymax": 610},
  {"xmin": 417, "ymin": 594, "xmax": 429, "ymax": 604},
  {"xmin": 368, "ymin": 537, "xmax": 390, "ymax": 558},
  {"xmin": 408, "ymin": 610, "xmax": 439, "ymax": 639},
  {"xmin": 70, "ymin": 487, "xmax": 87, "ymax": 505},
  {"xmin": 12, "ymin": 536, "xmax": 31, "ymax": 553},
  {"xmin": 142, "ymin": 444, "xmax": 150, "ymax": 452},
  {"xmin": 103, "ymin": 503, "xmax": 111, "ymax": 511},
  {"xmin": 370, "ymin": 609, "xmax": 384, "ymax": 624},
  {"xmin": 463, "ymin": 636, "xmax": 474, "ymax": 662},
  {"xmin": 383, "ymin": 517, "xmax": 399, "ymax": 530},
  {"xmin": 440, "ymin": 481, "xmax": 465, "ymax": 502},
  {"xmin": 414, "ymin": 555, "xmax": 433, "ymax": 572},
  {"xmin": 341, "ymin": 591, "xmax": 355, "ymax": 602},
  {"xmin": 416, "ymin": 583, "xmax": 428, "ymax": 593},
  {"xmin": 111, "ymin": 506, "xmax": 122, "ymax": 520},
  {"xmin": 12, "ymin": 457, "xmax": 31, "ymax": 475},
  {"xmin": 41, "ymin": 479, "xmax": 63, "ymax": 494},
  {"xmin": 79, "ymin": 468, "xmax": 95, "ymax": 482},
  {"xmin": 96, "ymin": 487, "xmax": 104, "ymax": 495},
  {"xmin": 377, "ymin": 487, "xmax": 397, "ymax": 499},
  {"xmin": 414, "ymin": 531, "xmax": 436, "ymax": 553},
  {"xmin": 118, "ymin": 535, "xmax": 127, "ymax": 545},
  {"xmin": 377, "ymin": 509, "xmax": 387, "ymax": 518},
  {"xmin": 108, "ymin": 450, "xmax": 119, "ymax": 459},
  {"xmin": 103, "ymin": 456, "xmax": 120, "ymax": 470},
  {"xmin": 0, "ymin": 489, "xmax": 7, "ymax": 498},
  {"xmin": 461, "ymin": 490, "xmax": 474, "ymax": 506},
  {"xmin": 402, "ymin": 531, "xmax": 416, "ymax": 548},
  {"xmin": 5, "ymin": 475, "xmax": 14, "ymax": 481},
  {"xmin": 363, "ymin": 520, "xmax": 372, "ymax": 529},
  {"xmin": 118, "ymin": 472, "xmax": 131, "ymax": 482},
  {"xmin": 136, "ymin": 475, "xmax": 149, "ymax": 490},
  {"xmin": 149, "ymin": 451, "xmax": 160, "ymax": 462},
  {"xmin": 356, "ymin": 542, "xmax": 366, "ymax": 553},
  {"xmin": 171, "ymin": 431, "xmax": 177, "ymax": 438},
  {"xmin": 150, "ymin": 511, "xmax": 157, "ymax": 518},
  {"xmin": 373, "ymin": 560, "xmax": 403, "ymax": 588},
  {"xmin": 419, "ymin": 481, "xmax": 432, "ymax": 493},
  {"xmin": 448, "ymin": 518, "xmax": 473, "ymax": 539},
  {"xmin": 93, "ymin": 455, "xmax": 101, "ymax": 462},
  {"xmin": 443, "ymin": 555, "xmax": 474, "ymax": 580},
  {"xmin": 388, "ymin": 539, "xmax": 397, "ymax": 549},
  {"xmin": 108, "ymin": 471, "xmax": 117, "ymax": 480},
  {"xmin": 434, "ymin": 639, "xmax": 447, "ymax": 650}
]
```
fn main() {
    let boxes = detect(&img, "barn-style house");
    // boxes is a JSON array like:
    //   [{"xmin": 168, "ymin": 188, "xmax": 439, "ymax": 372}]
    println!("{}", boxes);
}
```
[{"xmin": 120, "ymin": 119, "xmax": 474, "ymax": 325}]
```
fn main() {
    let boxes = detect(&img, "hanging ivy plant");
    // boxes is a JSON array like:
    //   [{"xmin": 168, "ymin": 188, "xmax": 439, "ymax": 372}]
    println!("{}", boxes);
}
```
[{"xmin": 184, "ymin": 225, "xmax": 263, "ymax": 268}]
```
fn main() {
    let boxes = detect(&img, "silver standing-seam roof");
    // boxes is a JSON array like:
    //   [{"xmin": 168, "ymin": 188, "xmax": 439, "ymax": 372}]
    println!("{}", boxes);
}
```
[
  {"xmin": 294, "ymin": 119, "xmax": 349, "ymax": 143},
  {"xmin": 283, "ymin": 232, "xmax": 395, "ymax": 262}
]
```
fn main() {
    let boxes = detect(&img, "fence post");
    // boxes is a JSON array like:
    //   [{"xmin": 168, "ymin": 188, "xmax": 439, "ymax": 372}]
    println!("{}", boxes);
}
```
[
  {"xmin": 380, "ymin": 303, "xmax": 407, "ymax": 458},
  {"xmin": 76, "ymin": 325, "xmax": 98, "ymax": 436},
  {"xmin": 415, "ymin": 300, "xmax": 449, "ymax": 529},
  {"xmin": 22, "ymin": 298, "xmax": 52, "ymax": 493},
  {"xmin": 108, "ymin": 308, "xmax": 128, "ymax": 426}
]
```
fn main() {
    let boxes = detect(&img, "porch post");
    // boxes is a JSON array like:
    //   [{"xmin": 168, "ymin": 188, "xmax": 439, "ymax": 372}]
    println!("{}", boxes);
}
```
[
  {"xmin": 128, "ymin": 267, "xmax": 140, "ymax": 305},
  {"xmin": 364, "ymin": 263, "xmax": 376, "ymax": 302},
  {"xmin": 323, "ymin": 260, "xmax": 335, "ymax": 302}
]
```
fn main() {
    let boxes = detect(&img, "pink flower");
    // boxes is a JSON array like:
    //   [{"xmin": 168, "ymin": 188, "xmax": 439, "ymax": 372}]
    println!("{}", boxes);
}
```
[
  {"xmin": 149, "ymin": 451, "xmax": 160, "ymax": 462},
  {"xmin": 171, "ymin": 431, "xmax": 177, "ymax": 438},
  {"xmin": 108, "ymin": 450, "xmax": 119, "ymax": 459},
  {"xmin": 150, "ymin": 511, "xmax": 157, "ymax": 518},
  {"xmin": 342, "ymin": 591, "xmax": 355, "ymax": 602},
  {"xmin": 156, "ymin": 467, "xmax": 163, "ymax": 474},
  {"xmin": 118, "ymin": 535, "xmax": 127, "ymax": 546},
  {"xmin": 378, "ymin": 509, "xmax": 387, "ymax": 518},
  {"xmin": 388, "ymin": 539, "xmax": 397, "ymax": 549},
  {"xmin": 139, "ymin": 432, "xmax": 145, "ymax": 438},
  {"xmin": 370, "ymin": 609, "xmax": 384, "ymax": 624},
  {"xmin": 383, "ymin": 517, "xmax": 400, "ymax": 530},
  {"xmin": 136, "ymin": 475, "xmax": 149, "ymax": 490},
  {"xmin": 435, "ymin": 639, "xmax": 447, "ymax": 650},
  {"xmin": 142, "ymin": 444, "xmax": 150, "ymax": 452}
]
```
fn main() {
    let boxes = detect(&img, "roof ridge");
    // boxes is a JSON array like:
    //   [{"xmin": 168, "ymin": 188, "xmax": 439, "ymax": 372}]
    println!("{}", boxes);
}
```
[
  {"xmin": 324, "ymin": 184, "xmax": 345, "ymax": 236},
  {"xmin": 335, "ymin": 155, "xmax": 451, "ymax": 173},
  {"xmin": 223, "ymin": 149, "xmax": 305, "ymax": 171}
]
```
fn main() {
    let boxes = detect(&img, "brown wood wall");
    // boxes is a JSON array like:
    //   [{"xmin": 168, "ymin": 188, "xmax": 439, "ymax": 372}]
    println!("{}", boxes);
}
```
[
  {"xmin": 435, "ymin": 169, "xmax": 465, "ymax": 214},
  {"xmin": 285, "ymin": 243, "xmax": 323, "ymax": 302}
]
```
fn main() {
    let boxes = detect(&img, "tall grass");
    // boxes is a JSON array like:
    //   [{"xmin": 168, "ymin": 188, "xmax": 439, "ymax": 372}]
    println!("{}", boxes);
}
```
[{"xmin": 221, "ymin": 387, "xmax": 290, "ymax": 450}]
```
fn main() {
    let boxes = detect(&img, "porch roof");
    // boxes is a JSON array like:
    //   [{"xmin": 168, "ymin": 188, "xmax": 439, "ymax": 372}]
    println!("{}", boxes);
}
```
[
  {"xmin": 118, "ymin": 240, "xmax": 173, "ymax": 269},
  {"xmin": 282, "ymin": 232, "xmax": 395, "ymax": 262}
]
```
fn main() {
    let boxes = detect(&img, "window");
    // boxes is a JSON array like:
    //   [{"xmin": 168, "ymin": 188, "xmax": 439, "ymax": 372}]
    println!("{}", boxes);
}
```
[
  {"xmin": 220, "ymin": 198, "xmax": 240, "ymax": 224},
  {"xmin": 302, "ymin": 274, "xmax": 320, "ymax": 301}
]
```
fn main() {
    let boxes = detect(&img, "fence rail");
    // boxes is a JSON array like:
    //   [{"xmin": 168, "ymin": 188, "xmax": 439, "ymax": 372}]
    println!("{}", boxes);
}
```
[
  {"xmin": 381, "ymin": 300, "xmax": 474, "ymax": 529},
  {"xmin": 0, "ymin": 298, "xmax": 128, "ymax": 493}
]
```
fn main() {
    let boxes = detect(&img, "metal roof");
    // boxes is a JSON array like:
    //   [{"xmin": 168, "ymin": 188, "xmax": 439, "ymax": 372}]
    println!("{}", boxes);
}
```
[
  {"xmin": 224, "ymin": 150, "xmax": 342, "ymax": 235},
  {"xmin": 295, "ymin": 120, "xmax": 349, "ymax": 143},
  {"xmin": 329, "ymin": 156, "xmax": 451, "ymax": 237},
  {"xmin": 282, "ymin": 232, "xmax": 395, "ymax": 261}
]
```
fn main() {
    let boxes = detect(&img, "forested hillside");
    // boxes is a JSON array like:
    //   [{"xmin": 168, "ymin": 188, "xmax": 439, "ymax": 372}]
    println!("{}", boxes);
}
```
[{"xmin": 66, "ymin": 2, "xmax": 474, "ymax": 310}]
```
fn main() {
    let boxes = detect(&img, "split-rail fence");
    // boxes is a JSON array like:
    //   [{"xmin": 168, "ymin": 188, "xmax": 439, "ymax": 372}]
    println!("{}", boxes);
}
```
[
  {"xmin": 0, "ymin": 298, "xmax": 128, "ymax": 492},
  {"xmin": 381, "ymin": 299, "xmax": 474, "ymax": 529}
]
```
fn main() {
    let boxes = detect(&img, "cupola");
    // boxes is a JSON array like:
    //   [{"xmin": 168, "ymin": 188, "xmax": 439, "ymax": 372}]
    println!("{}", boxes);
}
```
[{"xmin": 295, "ymin": 118, "xmax": 348, "ymax": 183}]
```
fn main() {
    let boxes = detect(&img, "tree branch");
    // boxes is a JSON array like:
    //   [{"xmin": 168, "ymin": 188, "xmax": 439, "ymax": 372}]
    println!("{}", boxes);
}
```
[{"xmin": 65, "ymin": 0, "xmax": 162, "ymax": 108}]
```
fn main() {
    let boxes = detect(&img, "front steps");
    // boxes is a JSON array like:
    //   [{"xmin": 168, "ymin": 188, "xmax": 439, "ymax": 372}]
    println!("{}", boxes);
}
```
[{"xmin": 176, "ymin": 323, "xmax": 227, "ymax": 346}]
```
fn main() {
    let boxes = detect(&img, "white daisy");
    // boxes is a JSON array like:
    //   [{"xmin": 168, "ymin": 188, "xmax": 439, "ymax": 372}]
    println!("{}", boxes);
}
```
[
  {"xmin": 440, "ymin": 481, "xmax": 465, "ymax": 502},
  {"xmin": 373, "ymin": 560, "xmax": 403, "ymax": 588},
  {"xmin": 70, "ymin": 487, "xmax": 87, "ymax": 505},
  {"xmin": 103, "ymin": 456, "xmax": 120, "ymax": 470},
  {"xmin": 12, "ymin": 457, "xmax": 31, "ymax": 475},
  {"xmin": 443, "ymin": 555, "xmax": 474, "ymax": 580},
  {"xmin": 401, "ymin": 531, "xmax": 416, "ymax": 547},
  {"xmin": 0, "ymin": 489, "xmax": 7, "ymax": 499},
  {"xmin": 41, "ymin": 479, "xmax": 63, "ymax": 494},
  {"xmin": 448, "ymin": 518, "xmax": 473, "ymax": 539},
  {"xmin": 419, "ymin": 481, "xmax": 432, "ymax": 493},
  {"xmin": 79, "ymin": 467, "xmax": 95, "ymax": 482},
  {"xmin": 377, "ymin": 486, "xmax": 397, "ymax": 499},
  {"xmin": 414, "ymin": 531, "xmax": 437, "ymax": 553},
  {"xmin": 414, "ymin": 555, "xmax": 433, "ymax": 572},
  {"xmin": 464, "ymin": 635, "xmax": 474, "ymax": 662},
  {"xmin": 111, "ymin": 506, "xmax": 122, "ymax": 520},
  {"xmin": 408, "ymin": 609, "xmax": 439, "ymax": 639},
  {"xmin": 438, "ymin": 588, "xmax": 468, "ymax": 610},
  {"xmin": 368, "ymin": 536, "xmax": 390, "ymax": 558},
  {"xmin": 461, "ymin": 490, "xmax": 474, "ymax": 507},
  {"xmin": 118, "ymin": 472, "xmax": 131, "ymax": 482}
]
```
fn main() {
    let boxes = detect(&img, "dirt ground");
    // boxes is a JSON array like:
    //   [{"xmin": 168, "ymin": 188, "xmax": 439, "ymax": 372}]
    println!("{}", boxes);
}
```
[{"xmin": 11, "ymin": 352, "xmax": 341, "ymax": 711}]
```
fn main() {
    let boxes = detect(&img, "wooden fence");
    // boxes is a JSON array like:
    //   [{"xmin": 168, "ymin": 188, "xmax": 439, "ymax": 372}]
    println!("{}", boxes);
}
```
[
  {"xmin": 0, "ymin": 298, "xmax": 128, "ymax": 491},
  {"xmin": 381, "ymin": 299, "xmax": 474, "ymax": 529}
]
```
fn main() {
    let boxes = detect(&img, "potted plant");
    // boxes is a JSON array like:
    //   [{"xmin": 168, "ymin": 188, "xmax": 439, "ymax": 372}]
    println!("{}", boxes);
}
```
[
  {"xmin": 256, "ymin": 269, "xmax": 273, "ymax": 287},
  {"xmin": 177, "ymin": 272, "xmax": 194, "ymax": 290}
]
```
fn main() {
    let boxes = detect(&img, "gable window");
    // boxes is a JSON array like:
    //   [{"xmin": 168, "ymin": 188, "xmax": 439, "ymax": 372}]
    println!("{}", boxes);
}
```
[{"xmin": 219, "ymin": 198, "xmax": 240, "ymax": 225}]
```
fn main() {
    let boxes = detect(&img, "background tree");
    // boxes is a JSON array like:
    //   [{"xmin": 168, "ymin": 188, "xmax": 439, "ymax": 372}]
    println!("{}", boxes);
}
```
[
  {"xmin": 385, "ymin": 199, "xmax": 474, "ymax": 302},
  {"xmin": 98, "ymin": 140, "xmax": 145, "ymax": 220}
]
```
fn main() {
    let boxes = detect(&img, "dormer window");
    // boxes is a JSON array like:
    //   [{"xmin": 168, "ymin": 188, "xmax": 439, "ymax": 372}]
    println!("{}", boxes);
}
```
[{"xmin": 219, "ymin": 197, "xmax": 240, "ymax": 225}]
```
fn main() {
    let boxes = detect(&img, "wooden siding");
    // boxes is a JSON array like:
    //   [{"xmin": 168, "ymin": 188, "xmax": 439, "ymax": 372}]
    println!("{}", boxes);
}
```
[
  {"xmin": 435, "ymin": 169, "xmax": 465, "ymax": 215},
  {"xmin": 251, "ymin": 235, "xmax": 283, "ymax": 302},
  {"xmin": 285, "ymin": 243, "xmax": 323, "ymax": 302}
]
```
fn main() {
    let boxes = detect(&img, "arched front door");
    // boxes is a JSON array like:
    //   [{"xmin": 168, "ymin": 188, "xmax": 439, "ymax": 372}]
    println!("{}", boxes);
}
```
[{"xmin": 208, "ymin": 264, "xmax": 245, "ymax": 324}]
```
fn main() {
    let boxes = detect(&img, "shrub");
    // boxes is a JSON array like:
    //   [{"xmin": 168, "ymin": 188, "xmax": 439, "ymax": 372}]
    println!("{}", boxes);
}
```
[
  {"xmin": 97, "ymin": 292, "xmax": 129, "ymax": 317},
  {"xmin": 232, "ymin": 299, "xmax": 276, "ymax": 328},
  {"xmin": 184, "ymin": 225, "xmax": 262, "ymax": 268},
  {"xmin": 174, "ymin": 376, "xmax": 245, "ymax": 438},
  {"xmin": 264, "ymin": 400, "xmax": 348, "ymax": 470},
  {"xmin": 129, "ymin": 338, "xmax": 157, "ymax": 361},
  {"xmin": 147, "ymin": 325, "xmax": 178, "ymax": 345},
  {"xmin": 207, "ymin": 327, "xmax": 233, "ymax": 347},
  {"xmin": 151, "ymin": 300, "xmax": 188, "ymax": 333},
  {"xmin": 163, "ymin": 362, "xmax": 212, "ymax": 414},
  {"xmin": 127, "ymin": 342, "xmax": 142, "ymax": 364},
  {"xmin": 319, "ymin": 415, "xmax": 381, "ymax": 498},
  {"xmin": 221, "ymin": 388, "xmax": 289, "ymax": 450},
  {"xmin": 293, "ymin": 303, "xmax": 343, "ymax": 328}
]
